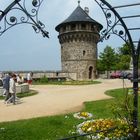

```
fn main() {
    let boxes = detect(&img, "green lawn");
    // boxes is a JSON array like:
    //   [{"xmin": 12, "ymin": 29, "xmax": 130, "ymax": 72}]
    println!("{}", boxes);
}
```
[
  {"xmin": 0, "ymin": 88, "xmax": 139, "ymax": 140},
  {"xmin": 33, "ymin": 77, "xmax": 101, "ymax": 85},
  {"xmin": 33, "ymin": 80, "xmax": 101, "ymax": 85},
  {"xmin": 0, "ymin": 90, "xmax": 38, "ymax": 100}
]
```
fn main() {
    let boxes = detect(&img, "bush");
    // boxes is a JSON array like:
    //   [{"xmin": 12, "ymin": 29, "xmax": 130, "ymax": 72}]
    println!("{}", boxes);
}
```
[{"xmin": 34, "ymin": 76, "xmax": 49, "ymax": 84}]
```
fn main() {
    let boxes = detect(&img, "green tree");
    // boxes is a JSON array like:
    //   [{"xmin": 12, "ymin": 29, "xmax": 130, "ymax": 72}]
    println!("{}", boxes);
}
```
[
  {"xmin": 97, "ymin": 46, "xmax": 117, "ymax": 78},
  {"xmin": 118, "ymin": 43, "xmax": 131, "ymax": 55},
  {"xmin": 116, "ymin": 43, "xmax": 131, "ymax": 70}
]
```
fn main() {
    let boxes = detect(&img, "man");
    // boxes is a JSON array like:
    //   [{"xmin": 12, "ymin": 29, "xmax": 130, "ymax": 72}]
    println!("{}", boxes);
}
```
[{"xmin": 2, "ymin": 73, "xmax": 11, "ymax": 103}]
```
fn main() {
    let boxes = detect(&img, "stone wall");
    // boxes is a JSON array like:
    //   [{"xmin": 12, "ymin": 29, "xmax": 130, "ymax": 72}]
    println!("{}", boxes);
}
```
[
  {"xmin": 0, "ymin": 72, "xmax": 77, "ymax": 81},
  {"xmin": 31, "ymin": 72, "xmax": 77, "ymax": 81},
  {"xmin": 60, "ymin": 34, "xmax": 98, "ymax": 80}
]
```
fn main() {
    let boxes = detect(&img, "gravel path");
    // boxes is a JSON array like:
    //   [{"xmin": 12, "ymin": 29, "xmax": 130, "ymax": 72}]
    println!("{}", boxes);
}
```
[{"xmin": 0, "ymin": 79, "xmax": 132, "ymax": 122}]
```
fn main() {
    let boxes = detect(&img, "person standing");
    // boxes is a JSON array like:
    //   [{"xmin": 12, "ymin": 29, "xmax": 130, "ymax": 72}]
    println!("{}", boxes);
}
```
[
  {"xmin": 17, "ymin": 74, "xmax": 23, "ymax": 84},
  {"xmin": 6, "ymin": 74, "xmax": 16, "ymax": 105},
  {"xmin": 27, "ymin": 72, "xmax": 33, "ymax": 84},
  {"xmin": 2, "ymin": 73, "xmax": 11, "ymax": 102}
]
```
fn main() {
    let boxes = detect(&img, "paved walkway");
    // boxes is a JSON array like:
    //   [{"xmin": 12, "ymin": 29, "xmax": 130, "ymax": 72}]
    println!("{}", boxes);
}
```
[{"xmin": 0, "ymin": 79, "xmax": 132, "ymax": 122}]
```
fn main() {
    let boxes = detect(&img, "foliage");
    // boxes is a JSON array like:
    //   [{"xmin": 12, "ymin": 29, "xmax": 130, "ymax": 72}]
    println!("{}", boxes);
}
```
[
  {"xmin": 97, "ymin": 43, "xmax": 131, "ymax": 72},
  {"xmin": 116, "ymin": 44, "xmax": 131, "ymax": 70},
  {"xmin": 97, "ymin": 45, "xmax": 118, "ymax": 78},
  {"xmin": 33, "ymin": 79, "xmax": 101, "ymax": 85},
  {"xmin": 110, "ymin": 88, "xmax": 134, "ymax": 125},
  {"xmin": 0, "ymin": 90, "xmax": 38, "ymax": 100},
  {"xmin": 97, "ymin": 46, "xmax": 117, "ymax": 71},
  {"xmin": 73, "ymin": 112, "xmax": 93, "ymax": 120},
  {"xmin": 58, "ymin": 81, "xmax": 101, "ymax": 85},
  {"xmin": 33, "ymin": 76, "xmax": 49, "ymax": 84},
  {"xmin": 0, "ymin": 114, "xmax": 82, "ymax": 140},
  {"xmin": 77, "ymin": 119, "xmax": 133, "ymax": 139},
  {"xmin": 116, "ymin": 55, "xmax": 131, "ymax": 70},
  {"xmin": 17, "ymin": 90, "xmax": 38, "ymax": 98},
  {"xmin": 117, "ymin": 43, "xmax": 131, "ymax": 55},
  {"xmin": 97, "ymin": 59, "xmax": 106, "ymax": 72}
]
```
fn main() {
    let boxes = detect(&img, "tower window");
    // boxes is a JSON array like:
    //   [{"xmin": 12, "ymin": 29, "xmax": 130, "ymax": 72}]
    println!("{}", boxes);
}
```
[
  {"xmin": 91, "ymin": 25, "xmax": 94, "ymax": 31},
  {"xmin": 81, "ymin": 24, "xmax": 86, "ymax": 30},
  {"xmin": 63, "ymin": 26, "xmax": 66, "ymax": 32},
  {"xmin": 83, "ymin": 50, "xmax": 86, "ymax": 56},
  {"xmin": 71, "ymin": 24, "xmax": 76, "ymax": 30}
]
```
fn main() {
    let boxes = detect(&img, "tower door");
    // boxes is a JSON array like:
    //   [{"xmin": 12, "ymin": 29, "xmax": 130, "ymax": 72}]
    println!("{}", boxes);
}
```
[{"xmin": 89, "ymin": 66, "xmax": 93, "ymax": 79}]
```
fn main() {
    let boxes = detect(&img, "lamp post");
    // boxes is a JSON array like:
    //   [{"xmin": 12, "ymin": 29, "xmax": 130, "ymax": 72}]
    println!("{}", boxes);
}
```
[{"xmin": 0, "ymin": 0, "xmax": 49, "ymax": 37}]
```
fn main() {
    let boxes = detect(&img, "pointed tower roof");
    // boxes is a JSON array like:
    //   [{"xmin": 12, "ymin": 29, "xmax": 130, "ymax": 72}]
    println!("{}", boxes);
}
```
[{"xmin": 55, "ymin": 5, "xmax": 103, "ymax": 31}]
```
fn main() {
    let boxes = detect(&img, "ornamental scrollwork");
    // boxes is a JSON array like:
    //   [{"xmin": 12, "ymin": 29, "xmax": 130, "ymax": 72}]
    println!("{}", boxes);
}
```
[
  {"xmin": 0, "ymin": 0, "xmax": 49, "ymax": 37},
  {"xmin": 95, "ymin": 0, "xmax": 128, "ymax": 43}
]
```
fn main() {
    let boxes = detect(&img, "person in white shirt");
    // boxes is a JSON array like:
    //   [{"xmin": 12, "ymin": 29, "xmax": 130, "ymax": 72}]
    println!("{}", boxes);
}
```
[
  {"xmin": 17, "ymin": 74, "xmax": 24, "ymax": 84},
  {"xmin": 27, "ymin": 72, "xmax": 33, "ymax": 84}
]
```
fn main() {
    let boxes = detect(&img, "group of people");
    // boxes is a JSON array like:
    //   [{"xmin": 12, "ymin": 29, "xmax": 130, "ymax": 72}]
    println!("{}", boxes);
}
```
[
  {"xmin": 1, "ymin": 72, "xmax": 33, "ymax": 105},
  {"xmin": 2, "ymin": 72, "xmax": 17, "ymax": 105}
]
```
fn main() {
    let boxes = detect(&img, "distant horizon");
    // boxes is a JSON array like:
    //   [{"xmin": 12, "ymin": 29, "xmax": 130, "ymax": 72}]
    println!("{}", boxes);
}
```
[{"xmin": 0, "ymin": 69, "xmax": 62, "ymax": 72}]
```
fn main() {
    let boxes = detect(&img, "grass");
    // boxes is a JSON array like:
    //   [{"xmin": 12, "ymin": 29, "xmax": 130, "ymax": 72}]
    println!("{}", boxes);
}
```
[
  {"xmin": 33, "ymin": 77, "xmax": 101, "ymax": 85},
  {"xmin": 45, "ymin": 80, "xmax": 101, "ymax": 85},
  {"xmin": 0, "ymin": 115, "xmax": 82, "ymax": 140},
  {"xmin": 0, "ymin": 88, "xmax": 139, "ymax": 140},
  {"xmin": 0, "ymin": 90, "xmax": 38, "ymax": 100}
]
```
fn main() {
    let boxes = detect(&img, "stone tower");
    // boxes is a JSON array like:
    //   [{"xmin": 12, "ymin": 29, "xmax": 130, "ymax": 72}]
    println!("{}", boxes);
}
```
[{"xmin": 55, "ymin": 3, "xmax": 102, "ymax": 80}]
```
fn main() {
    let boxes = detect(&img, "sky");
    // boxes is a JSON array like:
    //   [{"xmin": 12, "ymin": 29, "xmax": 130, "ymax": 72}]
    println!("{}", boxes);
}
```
[{"xmin": 0, "ymin": 0, "xmax": 139, "ymax": 71}]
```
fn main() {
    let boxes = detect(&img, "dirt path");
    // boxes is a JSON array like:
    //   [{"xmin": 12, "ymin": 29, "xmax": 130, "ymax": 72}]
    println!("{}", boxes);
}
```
[{"xmin": 0, "ymin": 79, "xmax": 132, "ymax": 122}]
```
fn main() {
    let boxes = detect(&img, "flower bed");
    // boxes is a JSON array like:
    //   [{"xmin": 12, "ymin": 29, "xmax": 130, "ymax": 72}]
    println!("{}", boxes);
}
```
[
  {"xmin": 73, "ymin": 112, "xmax": 93, "ymax": 119},
  {"xmin": 77, "ymin": 119, "xmax": 133, "ymax": 139}
]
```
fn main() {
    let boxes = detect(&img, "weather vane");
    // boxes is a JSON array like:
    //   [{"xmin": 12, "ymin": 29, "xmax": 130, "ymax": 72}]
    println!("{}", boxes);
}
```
[{"xmin": 78, "ymin": 0, "xmax": 80, "ymax": 6}]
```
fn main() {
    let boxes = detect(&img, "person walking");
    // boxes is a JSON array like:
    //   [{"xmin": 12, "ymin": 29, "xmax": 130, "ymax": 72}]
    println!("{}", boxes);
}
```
[
  {"xmin": 6, "ymin": 74, "xmax": 16, "ymax": 105},
  {"xmin": 2, "ymin": 73, "xmax": 11, "ymax": 102}
]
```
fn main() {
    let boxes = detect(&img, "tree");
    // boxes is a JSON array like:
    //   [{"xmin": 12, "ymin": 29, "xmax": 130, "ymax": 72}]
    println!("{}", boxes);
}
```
[
  {"xmin": 97, "ymin": 45, "xmax": 118, "ymax": 78},
  {"xmin": 97, "ymin": 44, "xmax": 132, "ymax": 78},
  {"xmin": 118, "ymin": 43, "xmax": 131, "ymax": 55},
  {"xmin": 116, "ymin": 43, "xmax": 131, "ymax": 70}
]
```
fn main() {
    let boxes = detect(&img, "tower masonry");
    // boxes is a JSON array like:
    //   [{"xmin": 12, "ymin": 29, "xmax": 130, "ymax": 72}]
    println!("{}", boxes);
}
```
[{"xmin": 55, "ymin": 4, "xmax": 103, "ymax": 80}]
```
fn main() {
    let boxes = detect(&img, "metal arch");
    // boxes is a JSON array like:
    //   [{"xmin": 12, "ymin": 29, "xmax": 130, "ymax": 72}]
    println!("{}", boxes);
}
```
[
  {"xmin": 95, "ymin": 0, "xmax": 140, "ymax": 139},
  {"xmin": 0, "ymin": 0, "xmax": 21, "ymax": 21},
  {"xmin": 0, "ymin": 0, "xmax": 49, "ymax": 38},
  {"xmin": 95, "ymin": 0, "xmax": 135, "ymax": 54}
]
